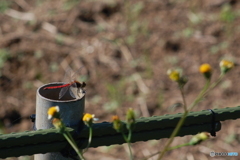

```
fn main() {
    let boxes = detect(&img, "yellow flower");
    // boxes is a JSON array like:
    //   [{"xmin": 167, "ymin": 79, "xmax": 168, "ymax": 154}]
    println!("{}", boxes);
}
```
[
  {"xmin": 48, "ymin": 106, "xmax": 60, "ymax": 120},
  {"xmin": 167, "ymin": 69, "xmax": 188, "ymax": 88},
  {"xmin": 199, "ymin": 64, "xmax": 212, "ymax": 79},
  {"xmin": 167, "ymin": 69, "xmax": 180, "ymax": 82},
  {"xmin": 199, "ymin": 64, "xmax": 212, "ymax": 73},
  {"xmin": 220, "ymin": 60, "xmax": 234, "ymax": 74},
  {"xmin": 83, "ymin": 113, "xmax": 95, "ymax": 122},
  {"xmin": 83, "ymin": 113, "xmax": 98, "ymax": 126},
  {"xmin": 220, "ymin": 60, "xmax": 234, "ymax": 68}
]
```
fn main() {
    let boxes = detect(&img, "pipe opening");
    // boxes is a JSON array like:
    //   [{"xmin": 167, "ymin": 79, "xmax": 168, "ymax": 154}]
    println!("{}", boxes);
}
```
[{"xmin": 38, "ymin": 82, "xmax": 84, "ymax": 101}]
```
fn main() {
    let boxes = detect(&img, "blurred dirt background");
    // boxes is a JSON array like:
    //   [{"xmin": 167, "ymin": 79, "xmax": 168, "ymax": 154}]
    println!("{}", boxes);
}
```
[{"xmin": 0, "ymin": 0, "xmax": 240, "ymax": 160}]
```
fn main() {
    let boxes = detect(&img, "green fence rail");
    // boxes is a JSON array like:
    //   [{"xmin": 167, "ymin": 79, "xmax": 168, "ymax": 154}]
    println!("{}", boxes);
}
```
[{"xmin": 0, "ymin": 106, "xmax": 240, "ymax": 158}]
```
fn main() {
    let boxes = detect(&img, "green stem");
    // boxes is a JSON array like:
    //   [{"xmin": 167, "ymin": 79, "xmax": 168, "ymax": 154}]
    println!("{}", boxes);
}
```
[
  {"xmin": 157, "ymin": 73, "xmax": 226, "ymax": 159},
  {"xmin": 127, "ymin": 129, "xmax": 132, "ymax": 142},
  {"xmin": 188, "ymin": 79, "xmax": 210, "ymax": 111},
  {"xmin": 121, "ymin": 130, "xmax": 133, "ymax": 160},
  {"xmin": 84, "ymin": 126, "xmax": 93, "ymax": 153},
  {"xmin": 157, "ymin": 111, "xmax": 188, "ymax": 159},
  {"xmin": 142, "ymin": 143, "xmax": 191, "ymax": 160},
  {"xmin": 158, "ymin": 78, "xmax": 212, "ymax": 160},
  {"xmin": 189, "ymin": 74, "xmax": 224, "ymax": 111},
  {"xmin": 65, "ymin": 129, "xmax": 75, "ymax": 144},
  {"xmin": 179, "ymin": 88, "xmax": 187, "ymax": 112},
  {"xmin": 127, "ymin": 130, "xmax": 133, "ymax": 160},
  {"xmin": 205, "ymin": 74, "xmax": 224, "ymax": 95},
  {"xmin": 127, "ymin": 142, "xmax": 133, "ymax": 160},
  {"xmin": 167, "ymin": 143, "xmax": 191, "ymax": 151},
  {"xmin": 63, "ymin": 132, "xmax": 85, "ymax": 160},
  {"xmin": 121, "ymin": 132, "xmax": 128, "ymax": 142}
]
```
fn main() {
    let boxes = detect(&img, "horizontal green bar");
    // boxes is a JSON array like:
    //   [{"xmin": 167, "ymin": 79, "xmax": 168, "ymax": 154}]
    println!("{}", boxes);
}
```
[
  {"xmin": 0, "ymin": 122, "xmax": 221, "ymax": 158},
  {"xmin": 78, "ymin": 122, "xmax": 221, "ymax": 148},
  {"xmin": 0, "ymin": 106, "xmax": 239, "ymax": 158}
]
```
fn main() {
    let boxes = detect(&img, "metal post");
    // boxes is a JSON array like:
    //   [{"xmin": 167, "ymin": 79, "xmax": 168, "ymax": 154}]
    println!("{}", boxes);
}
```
[{"xmin": 34, "ymin": 82, "xmax": 85, "ymax": 160}]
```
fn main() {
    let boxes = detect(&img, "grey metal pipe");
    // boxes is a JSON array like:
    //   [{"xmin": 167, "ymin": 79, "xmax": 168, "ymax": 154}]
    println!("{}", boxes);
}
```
[{"xmin": 34, "ymin": 82, "xmax": 85, "ymax": 160}]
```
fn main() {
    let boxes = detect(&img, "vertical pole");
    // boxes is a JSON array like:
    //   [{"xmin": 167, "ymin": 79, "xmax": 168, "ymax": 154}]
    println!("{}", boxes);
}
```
[{"xmin": 34, "ymin": 82, "xmax": 85, "ymax": 160}]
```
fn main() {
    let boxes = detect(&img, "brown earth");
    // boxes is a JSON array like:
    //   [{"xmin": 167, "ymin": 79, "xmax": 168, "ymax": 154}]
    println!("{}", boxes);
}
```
[{"xmin": 0, "ymin": 0, "xmax": 240, "ymax": 160}]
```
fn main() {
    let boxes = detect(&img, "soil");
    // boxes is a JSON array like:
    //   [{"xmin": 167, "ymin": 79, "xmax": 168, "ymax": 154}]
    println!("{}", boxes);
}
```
[{"xmin": 0, "ymin": 0, "xmax": 240, "ymax": 160}]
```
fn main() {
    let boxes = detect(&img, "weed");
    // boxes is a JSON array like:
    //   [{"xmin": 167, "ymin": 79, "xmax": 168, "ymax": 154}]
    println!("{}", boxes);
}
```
[
  {"xmin": 0, "ymin": 49, "xmax": 10, "ymax": 70},
  {"xmin": 220, "ymin": 4, "xmax": 235, "ymax": 23},
  {"xmin": 123, "ymin": 1, "xmax": 149, "ymax": 46},
  {"xmin": 182, "ymin": 28, "xmax": 194, "ymax": 38},
  {"xmin": 188, "ymin": 11, "xmax": 203, "ymax": 25},
  {"xmin": 49, "ymin": 62, "xmax": 59, "ymax": 72},
  {"xmin": 105, "ymin": 80, "xmax": 126, "ymax": 111},
  {"xmin": 63, "ymin": 0, "xmax": 79, "ymax": 11},
  {"xmin": 210, "ymin": 42, "xmax": 229, "ymax": 54},
  {"xmin": 0, "ymin": 0, "xmax": 11, "ymax": 13},
  {"xmin": 55, "ymin": 34, "xmax": 65, "ymax": 45}
]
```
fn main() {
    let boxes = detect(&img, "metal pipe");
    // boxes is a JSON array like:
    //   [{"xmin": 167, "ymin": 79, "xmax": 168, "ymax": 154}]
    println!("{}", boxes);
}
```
[{"xmin": 34, "ymin": 82, "xmax": 85, "ymax": 160}]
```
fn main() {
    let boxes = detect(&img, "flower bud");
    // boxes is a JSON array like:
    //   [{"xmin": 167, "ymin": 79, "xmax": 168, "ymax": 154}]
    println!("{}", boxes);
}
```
[
  {"xmin": 52, "ymin": 118, "xmax": 64, "ymax": 130},
  {"xmin": 167, "ymin": 69, "xmax": 188, "ymax": 88},
  {"xmin": 199, "ymin": 64, "xmax": 212, "ymax": 79},
  {"xmin": 220, "ymin": 60, "xmax": 234, "ymax": 74},
  {"xmin": 167, "ymin": 69, "xmax": 180, "ymax": 82},
  {"xmin": 112, "ymin": 115, "xmax": 122, "ymax": 132},
  {"xmin": 189, "ymin": 132, "xmax": 210, "ymax": 145},
  {"xmin": 126, "ymin": 108, "xmax": 135, "ymax": 130}
]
